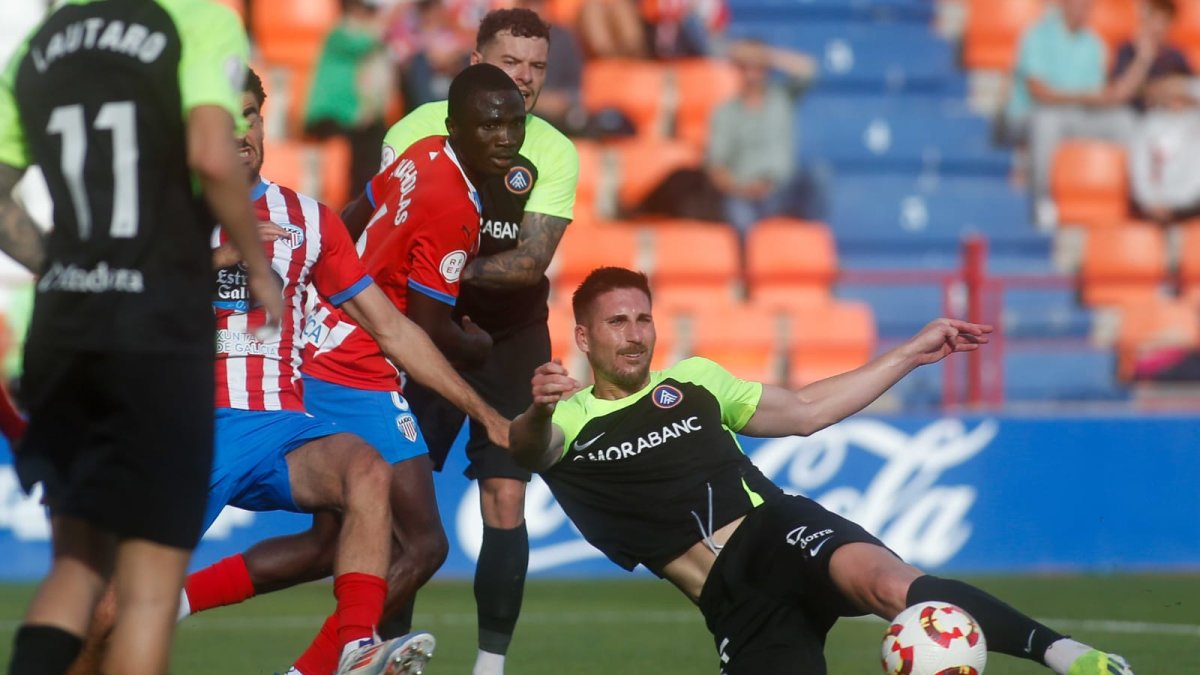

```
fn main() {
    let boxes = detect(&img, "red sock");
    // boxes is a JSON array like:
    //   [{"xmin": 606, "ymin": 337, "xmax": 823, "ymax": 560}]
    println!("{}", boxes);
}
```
[
  {"xmin": 0, "ymin": 384, "xmax": 25, "ymax": 442},
  {"xmin": 333, "ymin": 572, "xmax": 387, "ymax": 645},
  {"xmin": 294, "ymin": 613, "xmax": 341, "ymax": 675},
  {"xmin": 184, "ymin": 554, "xmax": 255, "ymax": 614}
]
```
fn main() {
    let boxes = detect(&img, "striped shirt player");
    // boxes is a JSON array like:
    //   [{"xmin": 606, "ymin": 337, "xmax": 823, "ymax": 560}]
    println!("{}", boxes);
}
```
[
  {"xmin": 300, "ymin": 135, "xmax": 483, "ymax": 464},
  {"xmin": 202, "ymin": 177, "xmax": 374, "ymax": 532}
]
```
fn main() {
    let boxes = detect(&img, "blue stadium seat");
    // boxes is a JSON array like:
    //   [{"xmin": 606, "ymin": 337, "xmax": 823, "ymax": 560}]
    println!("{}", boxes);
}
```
[
  {"xmin": 1004, "ymin": 346, "xmax": 1129, "ymax": 401},
  {"xmin": 1001, "ymin": 288, "xmax": 1095, "ymax": 339},
  {"xmin": 835, "ymin": 283, "xmax": 944, "ymax": 337},
  {"xmin": 798, "ymin": 96, "xmax": 1012, "ymax": 177},
  {"xmin": 726, "ymin": 23, "xmax": 958, "ymax": 94},
  {"xmin": 726, "ymin": 0, "xmax": 935, "ymax": 23},
  {"xmin": 827, "ymin": 175, "xmax": 1035, "ymax": 254}
]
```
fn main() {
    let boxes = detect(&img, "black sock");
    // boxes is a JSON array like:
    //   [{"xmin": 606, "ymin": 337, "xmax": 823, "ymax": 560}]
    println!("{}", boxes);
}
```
[
  {"xmin": 474, "ymin": 523, "xmax": 529, "ymax": 655},
  {"xmin": 377, "ymin": 597, "xmax": 415, "ymax": 640},
  {"xmin": 8, "ymin": 624, "xmax": 83, "ymax": 675},
  {"xmin": 906, "ymin": 575, "xmax": 1064, "ymax": 664}
]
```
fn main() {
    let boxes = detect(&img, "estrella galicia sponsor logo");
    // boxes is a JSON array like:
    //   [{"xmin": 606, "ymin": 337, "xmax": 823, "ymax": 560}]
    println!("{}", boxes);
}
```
[
  {"xmin": 785, "ymin": 525, "xmax": 834, "ymax": 555},
  {"xmin": 214, "ymin": 264, "xmax": 250, "ymax": 311},
  {"xmin": 652, "ymin": 384, "xmax": 683, "ymax": 409},
  {"xmin": 571, "ymin": 416, "xmax": 701, "ymax": 462},
  {"xmin": 396, "ymin": 413, "xmax": 419, "ymax": 443},
  {"xmin": 505, "ymin": 165, "xmax": 533, "ymax": 194},
  {"xmin": 279, "ymin": 223, "xmax": 305, "ymax": 250}
]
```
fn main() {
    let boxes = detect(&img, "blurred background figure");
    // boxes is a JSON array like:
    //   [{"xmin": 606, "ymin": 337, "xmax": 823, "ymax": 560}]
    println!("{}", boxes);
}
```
[
  {"xmin": 577, "ymin": 0, "xmax": 647, "ymax": 58},
  {"xmin": 304, "ymin": 0, "xmax": 393, "ymax": 194},
  {"xmin": 706, "ymin": 38, "xmax": 815, "ymax": 251},
  {"xmin": 389, "ymin": 0, "xmax": 475, "ymax": 112},
  {"xmin": 514, "ymin": 0, "xmax": 588, "ymax": 135},
  {"xmin": 1129, "ymin": 73, "xmax": 1200, "ymax": 224}
]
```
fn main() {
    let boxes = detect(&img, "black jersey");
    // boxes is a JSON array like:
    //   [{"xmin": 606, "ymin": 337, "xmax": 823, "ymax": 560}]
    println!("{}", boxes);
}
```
[
  {"xmin": 452, "ymin": 156, "xmax": 545, "ymax": 337},
  {"xmin": 0, "ymin": 0, "xmax": 249, "ymax": 354},
  {"xmin": 545, "ymin": 357, "xmax": 783, "ymax": 572}
]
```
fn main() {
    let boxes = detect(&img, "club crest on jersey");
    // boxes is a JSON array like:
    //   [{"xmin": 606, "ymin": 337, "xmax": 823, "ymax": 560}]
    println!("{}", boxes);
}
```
[
  {"xmin": 652, "ymin": 384, "xmax": 683, "ymax": 409},
  {"xmin": 396, "ymin": 413, "xmax": 419, "ymax": 443},
  {"xmin": 505, "ymin": 166, "xmax": 533, "ymax": 195},
  {"xmin": 279, "ymin": 223, "xmax": 305, "ymax": 250}
]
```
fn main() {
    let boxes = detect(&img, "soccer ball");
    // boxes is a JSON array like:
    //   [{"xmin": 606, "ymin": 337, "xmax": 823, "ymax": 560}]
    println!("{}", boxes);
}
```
[{"xmin": 881, "ymin": 601, "xmax": 987, "ymax": 675}]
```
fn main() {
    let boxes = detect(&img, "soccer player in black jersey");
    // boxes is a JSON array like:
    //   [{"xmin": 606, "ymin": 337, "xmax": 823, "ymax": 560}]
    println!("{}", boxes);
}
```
[
  {"xmin": 509, "ymin": 267, "xmax": 1135, "ymax": 675},
  {"xmin": 0, "ymin": 1, "xmax": 281, "ymax": 674}
]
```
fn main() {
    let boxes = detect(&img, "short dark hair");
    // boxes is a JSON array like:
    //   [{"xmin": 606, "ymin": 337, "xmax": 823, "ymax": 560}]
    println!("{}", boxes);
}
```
[
  {"xmin": 572, "ymin": 267, "xmax": 652, "ymax": 324},
  {"xmin": 245, "ymin": 67, "xmax": 266, "ymax": 108},
  {"xmin": 476, "ymin": 8, "xmax": 550, "ymax": 51},
  {"xmin": 1148, "ymin": 0, "xmax": 1178, "ymax": 18},
  {"xmin": 447, "ymin": 62, "xmax": 522, "ymax": 122}
]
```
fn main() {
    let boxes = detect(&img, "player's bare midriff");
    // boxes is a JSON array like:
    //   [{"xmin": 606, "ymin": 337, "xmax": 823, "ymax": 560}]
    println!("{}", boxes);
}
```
[{"xmin": 660, "ymin": 514, "xmax": 747, "ymax": 603}]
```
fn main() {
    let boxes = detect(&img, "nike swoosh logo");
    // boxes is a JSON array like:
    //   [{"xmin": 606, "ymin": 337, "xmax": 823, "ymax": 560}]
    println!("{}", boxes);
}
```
[
  {"xmin": 809, "ymin": 537, "xmax": 832, "ymax": 557},
  {"xmin": 1024, "ymin": 629, "xmax": 1036, "ymax": 654},
  {"xmin": 573, "ymin": 433, "xmax": 605, "ymax": 451}
]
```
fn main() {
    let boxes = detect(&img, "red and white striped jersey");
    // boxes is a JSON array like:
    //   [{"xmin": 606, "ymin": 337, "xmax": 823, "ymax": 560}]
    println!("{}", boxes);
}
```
[{"xmin": 213, "ymin": 179, "xmax": 372, "ymax": 411}]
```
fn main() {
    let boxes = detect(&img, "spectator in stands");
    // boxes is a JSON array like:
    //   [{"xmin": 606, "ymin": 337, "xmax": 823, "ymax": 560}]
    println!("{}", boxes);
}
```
[
  {"xmin": 390, "ymin": 0, "xmax": 475, "ymax": 113},
  {"xmin": 1002, "ymin": 0, "xmax": 1171, "ymax": 226},
  {"xmin": 641, "ymin": 0, "xmax": 727, "ymax": 59},
  {"xmin": 1113, "ymin": 0, "xmax": 1192, "ymax": 111},
  {"xmin": 515, "ymin": 0, "xmax": 588, "ymax": 135},
  {"xmin": 304, "ymin": 0, "xmax": 392, "ymax": 195},
  {"xmin": 1129, "ymin": 73, "xmax": 1200, "ymax": 224},
  {"xmin": 578, "ymin": 0, "xmax": 647, "ymax": 58},
  {"xmin": 707, "ymin": 39, "xmax": 816, "ymax": 251}
]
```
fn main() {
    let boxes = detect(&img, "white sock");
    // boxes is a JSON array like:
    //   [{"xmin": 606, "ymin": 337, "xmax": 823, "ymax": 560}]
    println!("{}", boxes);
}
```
[
  {"xmin": 1044, "ymin": 638, "xmax": 1093, "ymax": 675},
  {"xmin": 283, "ymin": 669, "xmax": 303, "ymax": 675},
  {"xmin": 473, "ymin": 649, "xmax": 505, "ymax": 675},
  {"xmin": 176, "ymin": 589, "xmax": 191, "ymax": 623}
]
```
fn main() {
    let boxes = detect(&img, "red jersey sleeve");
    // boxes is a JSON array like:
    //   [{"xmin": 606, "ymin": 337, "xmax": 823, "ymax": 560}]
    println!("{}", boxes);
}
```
[
  {"xmin": 312, "ymin": 204, "xmax": 372, "ymax": 306},
  {"xmin": 405, "ymin": 200, "xmax": 479, "ymax": 306}
]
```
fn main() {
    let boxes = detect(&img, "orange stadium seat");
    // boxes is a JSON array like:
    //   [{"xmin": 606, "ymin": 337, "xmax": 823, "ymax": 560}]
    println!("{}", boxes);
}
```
[
  {"xmin": 573, "ymin": 139, "xmax": 603, "ymax": 218},
  {"xmin": 1171, "ymin": 0, "xmax": 1200, "ymax": 68},
  {"xmin": 1176, "ymin": 220, "xmax": 1200, "ymax": 302},
  {"xmin": 648, "ymin": 221, "xmax": 740, "ymax": 302},
  {"xmin": 260, "ymin": 138, "xmax": 351, "ymax": 208},
  {"xmin": 1050, "ymin": 140, "xmax": 1129, "ymax": 228},
  {"xmin": 787, "ymin": 301, "xmax": 876, "ymax": 386},
  {"xmin": 672, "ymin": 58, "xmax": 741, "ymax": 150},
  {"xmin": 552, "ymin": 223, "xmax": 641, "ymax": 291},
  {"xmin": 550, "ymin": 0, "xmax": 587, "ymax": 24},
  {"xmin": 1091, "ymin": 0, "xmax": 1138, "ymax": 48},
  {"xmin": 1115, "ymin": 297, "xmax": 1200, "ymax": 379},
  {"xmin": 1080, "ymin": 225, "xmax": 1168, "ymax": 307},
  {"xmin": 252, "ymin": 0, "xmax": 339, "ymax": 69},
  {"xmin": 582, "ymin": 59, "xmax": 669, "ymax": 137},
  {"xmin": 611, "ymin": 138, "xmax": 702, "ymax": 210},
  {"xmin": 746, "ymin": 218, "xmax": 837, "ymax": 310},
  {"xmin": 963, "ymin": 0, "xmax": 1043, "ymax": 71},
  {"xmin": 683, "ymin": 304, "xmax": 786, "ymax": 384}
]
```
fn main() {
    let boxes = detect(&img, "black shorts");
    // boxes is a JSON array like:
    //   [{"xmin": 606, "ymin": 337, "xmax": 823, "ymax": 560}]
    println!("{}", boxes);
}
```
[
  {"xmin": 404, "ymin": 320, "xmax": 549, "ymax": 482},
  {"xmin": 697, "ymin": 494, "xmax": 893, "ymax": 675},
  {"xmin": 17, "ymin": 349, "xmax": 214, "ymax": 550}
]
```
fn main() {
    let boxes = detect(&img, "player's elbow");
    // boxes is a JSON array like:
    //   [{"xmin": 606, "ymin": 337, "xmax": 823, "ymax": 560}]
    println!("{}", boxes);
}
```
[{"xmin": 188, "ymin": 141, "xmax": 238, "ymax": 183}]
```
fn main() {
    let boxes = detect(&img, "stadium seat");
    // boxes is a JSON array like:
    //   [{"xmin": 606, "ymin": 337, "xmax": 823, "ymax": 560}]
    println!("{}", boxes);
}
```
[
  {"xmin": 1004, "ymin": 345, "xmax": 1127, "ymax": 401},
  {"xmin": 552, "ymin": 224, "xmax": 641, "ymax": 291},
  {"xmin": 681, "ymin": 304, "xmax": 786, "ymax": 384},
  {"xmin": 787, "ymin": 301, "xmax": 876, "ymax": 386},
  {"xmin": 1050, "ymin": 140, "xmax": 1130, "ymax": 228},
  {"xmin": 672, "ymin": 58, "xmax": 741, "ymax": 150},
  {"xmin": 573, "ymin": 140, "xmax": 603, "ymax": 218},
  {"xmin": 963, "ymin": 0, "xmax": 1043, "ymax": 71},
  {"xmin": 648, "ymin": 221, "xmax": 741, "ymax": 308},
  {"xmin": 1079, "ymin": 225, "xmax": 1168, "ymax": 307},
  {"xmin": 251, "ymin": 0, "xmax": 339, "ymax": 69},
  {"xmin": 259, "ymin": 138, "xmax": 351, "ymax": 207},
  {"xmin": 1090, "ymin": 0, "xmax": 1138, "ymax": 48},
  {"xmin": 1170, "ymin": 0, "xmax": 1200, "ymax": 60},
  {"xmin": 745, "ymin": 218, "xmax": 836, "ymax": 309},
  {"xmin": 549, "ymin": 0, "xmax": 587, "ymax": 24},
  {"xmin": 611, "ymin": 138, "xmax": 702, "ymax": 211},
  {"xmin": 1115, "ymin": 298, "xmax": 1200, "ymax": 379},
  {"xmin": 582, "ymin": 59, "xmax": 669, "ymax": 137},
  {"xmin": 1179, "ymin": 220, "xmax": 1200, "ymax": 301}
]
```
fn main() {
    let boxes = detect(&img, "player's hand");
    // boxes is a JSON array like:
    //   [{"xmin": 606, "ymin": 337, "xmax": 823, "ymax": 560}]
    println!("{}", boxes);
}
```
[
  {"xmin": 248, "ymin": 268, "xmax": 285, "ymax": 334},
  {"xmin": 212, "ymin": 222, "xmax": 288, "ymax": 268},
  {"xmin": 483, "ymin": 413, "xmax": 512, "ymax": 449},
  {"xmin": 903, "ymin": 318, "xmax": 993, "ymax": 366},
  {"xmin": 458, "ymin": 315, "xmax": 493, "ymax": 369},
  {"xmin": 531, "ymin": 359, "xmax": 581, "ymax": 415}
]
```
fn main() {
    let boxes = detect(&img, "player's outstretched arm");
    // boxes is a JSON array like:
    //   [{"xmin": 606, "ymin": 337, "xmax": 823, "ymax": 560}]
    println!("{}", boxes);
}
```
[
  {"xmin": 0, "ymin": 164, "xmax": 45, "ymax": 273},
  {"xmin": 462, "ymin": 211, "xmax": 570, "ymax": 290},
  {"xmin": 339, "ymin": 191, "xmax": 373, "ymax": 242},
  {"xmin": 188, "ymin": 105, "xmax": 283, "ymax": 325},
  {"xmin": 510, "ymin": 360, "xmax": 578, "ymax": 471},
  {"xmin": 341, "ymin": 282, "xmax": 511, "ymax": 447},
  {"xmin": 742, "ymin": 318, "xmax": 992, "ymax": 438},
  {"xmin": 406, "ymin": 290, "xmax": 493, "ymax": 370}
]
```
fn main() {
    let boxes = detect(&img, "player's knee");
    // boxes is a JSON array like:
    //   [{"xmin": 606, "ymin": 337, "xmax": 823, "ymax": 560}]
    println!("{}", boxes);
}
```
[
  {"xmin": 392, "ymin": 525, "xmax": 449, "ymax": 581},
  {"xmin": 342, "ymin": 449, "xmax": 392, "ymax": 505},
  {"xmin": 480, "ymin": 478, "xmax": 527, "ymax": 526}
]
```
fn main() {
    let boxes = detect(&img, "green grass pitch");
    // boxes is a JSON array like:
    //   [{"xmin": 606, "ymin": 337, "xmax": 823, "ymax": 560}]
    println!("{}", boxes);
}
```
[{"xmin": 1, "ymin": 575, "xmax": 1197, "ymax": 673}]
